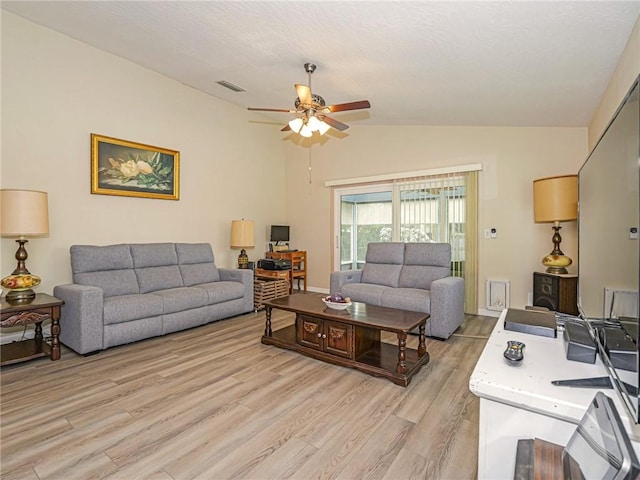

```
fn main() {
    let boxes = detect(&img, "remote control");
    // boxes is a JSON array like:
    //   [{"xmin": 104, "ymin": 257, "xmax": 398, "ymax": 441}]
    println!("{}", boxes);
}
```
[{"xmin": 504, "ymin": 340, "xmax": 525, "ymax": 366}]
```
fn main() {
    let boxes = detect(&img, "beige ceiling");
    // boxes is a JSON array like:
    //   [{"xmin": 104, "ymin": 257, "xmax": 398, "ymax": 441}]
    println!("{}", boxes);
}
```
[{"xmin": 3, "ymin": 1, "xmax": 639, "ymax": 129}]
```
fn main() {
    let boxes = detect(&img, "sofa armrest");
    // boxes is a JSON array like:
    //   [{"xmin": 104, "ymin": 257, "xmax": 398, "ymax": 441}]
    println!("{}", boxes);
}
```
[
  {"xmin": 53, "ymin": 284, "xmax": 104, "ymax": 354},
  {"xmin": 429, "ymin": 276, "xmax": 465, "ymax": 340},
  {"xmin": 219, "ymin": 268, "xmax": 253, "ymax": 312},
  {"xmin": 330, "ymin": 269, "xmax": 363, "ymax": 294}
]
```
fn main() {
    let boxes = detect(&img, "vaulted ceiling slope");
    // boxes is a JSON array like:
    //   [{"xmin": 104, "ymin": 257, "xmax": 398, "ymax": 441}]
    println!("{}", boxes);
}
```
[{"xmin": 3, "ymin": 1, "xmax": 639, "ymax": 127}]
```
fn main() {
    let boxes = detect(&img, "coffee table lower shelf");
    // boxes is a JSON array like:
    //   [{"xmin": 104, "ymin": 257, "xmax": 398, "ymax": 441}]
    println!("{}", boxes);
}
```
[{"xmin": 262, "ymin": 324, "xmax": 429, "ymax": 387}]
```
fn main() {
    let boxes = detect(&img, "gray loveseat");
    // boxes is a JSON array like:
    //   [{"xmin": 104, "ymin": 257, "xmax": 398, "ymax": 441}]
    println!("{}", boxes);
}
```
[
  {"xmin": 53, "ymin": 242, "xmax": 253, "ymax": 354},
  {"xmin": 330, "ymin": 242, "xmax": 464, "ymax": 339}
]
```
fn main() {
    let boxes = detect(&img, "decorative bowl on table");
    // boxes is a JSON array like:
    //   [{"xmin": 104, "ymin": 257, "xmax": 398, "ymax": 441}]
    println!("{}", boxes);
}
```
[{"xmin": 322, "ymin": 294, "xmax": 352, "ymax": 310}]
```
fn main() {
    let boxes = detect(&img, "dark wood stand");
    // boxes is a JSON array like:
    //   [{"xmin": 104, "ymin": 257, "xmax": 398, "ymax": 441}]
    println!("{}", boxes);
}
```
[
  {"xmin": 262, "ymin": 294, "xmax": 429, "ymax": 386},
  {"xmin": 533, "ymin": 272, "xmax": 578, "ymax": 316},
  {"xmin": 0, "ymin": 293, "xmax": 64, "ymax": 366}
]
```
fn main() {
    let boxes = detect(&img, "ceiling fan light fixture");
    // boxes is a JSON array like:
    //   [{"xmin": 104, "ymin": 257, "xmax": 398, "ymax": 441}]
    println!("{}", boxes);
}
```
[
  {"xmin": 318, "ymin": 120, "xmax": 331, "ymax": 135},
  {"xmin": 247, "ymin": 63, "xmax": 371, "ymax": 137},
  {"xmin": 289, "ymin": 117, "xmax": 304, "ymax": 133},
  {"xmin": 307, "ymin": 115, "xmax": 321, "ymax": 131},
  {"xmin": 299, "ymin": 124, "xmax": 313, "ymax": 137}
]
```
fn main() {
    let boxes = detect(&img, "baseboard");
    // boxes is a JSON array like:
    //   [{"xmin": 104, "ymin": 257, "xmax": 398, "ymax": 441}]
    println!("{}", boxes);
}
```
[
  {"xmin": 478, "ymin": 308, "xmax": 502, "ymax": 318},
  {"xmin": 304, "ymin": 286, "xmax": 329, "ymax": 294}
]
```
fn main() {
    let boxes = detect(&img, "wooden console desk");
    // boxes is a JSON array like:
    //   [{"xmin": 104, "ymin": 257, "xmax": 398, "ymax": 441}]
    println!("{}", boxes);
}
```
[
  {"xmin": 469, "ymin": 309, "xmax": 640, "ymax": 479},
  {"xmin": 263, "ymin": 250, "xmax": 307, "ymax": 293}
]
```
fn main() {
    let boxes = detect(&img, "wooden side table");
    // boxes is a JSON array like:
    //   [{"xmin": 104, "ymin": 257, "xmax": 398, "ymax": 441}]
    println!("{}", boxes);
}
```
[
  {"xmin": 264, "ymin": 250, "xmax": 307, "ymax": 293},
  {"xmin": 0, "ymin": 293, "xmax": 64, "ymax": 366}
]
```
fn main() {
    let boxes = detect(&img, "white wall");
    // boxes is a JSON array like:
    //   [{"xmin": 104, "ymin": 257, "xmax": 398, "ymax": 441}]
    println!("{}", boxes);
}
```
[
  {"xmin": 283, "ymin": 126, "xmax": 586, "ymax": 313},
  {"xmin": 589, "ymin": 16, "xmax": 640, "ymax": 149},
  {"xmin": 1, "ymin": 13, "xmax": 286, "ymax": 308},
  {"xmin": 6, "ymin": 11, "xmax": 636, "ymax": 322}
]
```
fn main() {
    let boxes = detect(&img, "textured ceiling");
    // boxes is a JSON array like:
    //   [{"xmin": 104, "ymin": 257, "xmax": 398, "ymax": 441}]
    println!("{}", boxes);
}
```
[{"xmin": 3, "ymin": 1, "xmax": 639, "ymax": 128}]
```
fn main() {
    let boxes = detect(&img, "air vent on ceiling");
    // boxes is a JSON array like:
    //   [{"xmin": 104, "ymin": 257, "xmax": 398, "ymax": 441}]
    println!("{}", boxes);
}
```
[{"xmin": 216, "ymin": 80, "xmax": 245, "ymax": 92}]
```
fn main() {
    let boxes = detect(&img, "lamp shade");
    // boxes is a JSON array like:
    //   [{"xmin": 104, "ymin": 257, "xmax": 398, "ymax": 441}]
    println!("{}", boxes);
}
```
[
  {"xmin": 533, "ymin": 175, "xmax": 578, "ymax": 223},
  {"xmin": 230, "ymin": 220, "xmax": 254, "ymax": 248},
  {"xmin": 1, "ymin": 189, "xmax": 49, "ymax": 237}
]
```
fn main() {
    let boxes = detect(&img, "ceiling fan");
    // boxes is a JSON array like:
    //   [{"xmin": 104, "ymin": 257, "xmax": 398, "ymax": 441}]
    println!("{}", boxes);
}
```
[{"xmin": 247, "ymin": 63, "xmax": 371, "ymax": 137}]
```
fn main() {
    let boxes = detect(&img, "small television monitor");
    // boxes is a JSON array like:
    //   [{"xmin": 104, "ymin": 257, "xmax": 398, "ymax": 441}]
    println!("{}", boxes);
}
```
[{"xmin": 270, "ymin": 225, "xmax": 290, "ymax": 244}]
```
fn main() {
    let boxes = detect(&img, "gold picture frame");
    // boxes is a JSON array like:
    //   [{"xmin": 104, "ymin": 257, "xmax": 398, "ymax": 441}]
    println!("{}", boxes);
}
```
[{"xmin": 91, "ymin": 134, "xmax": 180, "ymax": 200}]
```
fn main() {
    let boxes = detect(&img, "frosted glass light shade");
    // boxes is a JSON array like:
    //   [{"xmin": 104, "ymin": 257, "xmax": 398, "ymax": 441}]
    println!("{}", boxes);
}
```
[
  {"xmin": 288, "ymin": 117, "xmax": 303, "ymax": 133},
  {"xmin": 299, "ymin": 124, "xmax": 313, "ymax": 137},
  {"xmin": 318, "ymin": 120, "xmax": 331, "ymax": 135},
  {"xmin": 307, "ymin": 115, "xmax": 321, "ymax": 131}
]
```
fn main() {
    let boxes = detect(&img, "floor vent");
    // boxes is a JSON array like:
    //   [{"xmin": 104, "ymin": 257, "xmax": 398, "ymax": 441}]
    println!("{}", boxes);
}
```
[
  {"xmin": 604, "ymin": 288, "xmax": 638, "ymax": 318},
  {"xmin": 486, "ymin": 279, "xmax": 510, "ymax": 312}
]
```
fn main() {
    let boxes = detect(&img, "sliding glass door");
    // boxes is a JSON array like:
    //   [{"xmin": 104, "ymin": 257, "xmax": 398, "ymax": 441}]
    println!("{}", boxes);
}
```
[
  {"xmin": 332, "ymin": 171, "xmax": 477, "ymax": 313},
  {"xmin": 335, "ymin": 186, "xmax": 393, "ymax": 271}
]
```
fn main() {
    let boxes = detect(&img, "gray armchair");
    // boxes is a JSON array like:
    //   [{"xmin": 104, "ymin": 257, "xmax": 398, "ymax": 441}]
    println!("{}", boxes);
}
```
[{"xmin": 330, "ymin": 242, "xmax": 464, "ymax": 339}]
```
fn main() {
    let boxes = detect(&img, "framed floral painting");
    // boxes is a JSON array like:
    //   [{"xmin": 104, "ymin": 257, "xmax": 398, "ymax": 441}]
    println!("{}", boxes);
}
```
[{"xmin": 91, "ymin": 134, "xmax": 180, "ymax": 200}]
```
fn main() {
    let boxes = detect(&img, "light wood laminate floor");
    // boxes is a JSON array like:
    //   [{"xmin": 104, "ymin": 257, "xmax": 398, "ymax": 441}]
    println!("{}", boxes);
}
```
[{"xmin": 1, "ymin": 307, "xmax": 496, "ymax": 480}]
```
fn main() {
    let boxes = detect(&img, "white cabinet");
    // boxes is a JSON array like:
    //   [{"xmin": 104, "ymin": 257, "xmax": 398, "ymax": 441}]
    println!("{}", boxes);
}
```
[{"xmin": 469, "ymin": 309, "xmax": 640, "ymax": 479}]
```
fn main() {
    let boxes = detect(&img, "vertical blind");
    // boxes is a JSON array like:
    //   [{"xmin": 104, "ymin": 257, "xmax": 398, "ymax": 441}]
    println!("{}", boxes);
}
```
[{"xmin": 393, "ymin": 170, "xmax": 478, "ymax": 313}]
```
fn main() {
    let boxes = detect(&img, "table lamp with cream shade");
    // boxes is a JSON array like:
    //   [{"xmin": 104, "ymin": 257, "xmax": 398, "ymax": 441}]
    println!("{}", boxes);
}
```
[
  {"xmin": 1, "ymin": 189, "xmax": 49, "ymax": 303},
  {"xmin": 533, "ymin": 175, "xmax": 578, "ymax": 274},
  {"xmin": 230, "ymin": 219, "xmax": 254, "ymax": 269}
]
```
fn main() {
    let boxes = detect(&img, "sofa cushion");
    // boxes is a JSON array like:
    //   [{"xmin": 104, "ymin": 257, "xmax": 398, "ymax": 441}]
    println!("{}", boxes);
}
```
[
  {"xmin": 398, "ymin": 265, "xmax": 450, "ymax": 290},
  {"xmin": 340, "ymin": 283, "xmax": 388, "ymax": 306},
  {"xmin": 365, "ymin": 242, "xmax": 405, "ymax": 264},
  {"xmin": 361, "ymin": 242, "xmax": 404, "ymax": 287},
  {"xmin": 404, "ymin": 243, "xmax": 451, "ymax": 267},
  {"xmin": 399, "ymin": 243, "xmax": 451, "ymax": 289},
  {"xmin": 361, "ymin": 264, "xmax": 403, "ymax": 288},
  {"xmin": 74, "ymin": 270, "xmax": 139, "ymax": 297},
  {"xmin": 380, "ymin": 287, "xmax": 431, "ymax": 314},
  {"xmin": 195, "ymin": 281, "xmax": 245, "ymax": 305},
  {"xmin": 180, "ymin": 263, "xmax": 220, "ymax": 286},
  {"xmin": 71, "ymin": 244, "xmax": 133, "ymax": 274},
  {"xmin": 135, "ymin": 266, "xmax": 184, "ymax": 294},
  {"xmin": 176, "ymin": 243, "xmax": 214, "ymax": 264},
  {"xmin": 176, "ymin": 243, "xmax": 221, "ymax": 285},
  {"xmin": 130, "ymin": 243, "xmax": 178, "ymax": 268},
  {"xmin": 151, "ymin": 287, "xmax": 209, "ymax": 314},
  {"xmin": 103, "ymin": 293, "xmax": 164, "ymax": 325}
]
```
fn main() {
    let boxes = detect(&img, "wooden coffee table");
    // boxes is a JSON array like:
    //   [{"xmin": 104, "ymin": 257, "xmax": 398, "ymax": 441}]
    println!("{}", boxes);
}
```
[{"xmin": 262, "ymin": 293, "xmax": 430, "ymax": 386}]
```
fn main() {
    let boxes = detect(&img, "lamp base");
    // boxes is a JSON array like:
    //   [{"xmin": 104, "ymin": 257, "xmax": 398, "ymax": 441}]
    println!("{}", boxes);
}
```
[
  {"xmin": 237, "ymin": 249, "xmax": 249, "ymax": 269},
  {"xmin": 1, "ymin": 239, "xmax": 42, "ymax": 304},
  {"xmin": 5, "ymin": 288, "xmax": 36, "ymax": 304},
  {"xmin": 542, "ymin": 254, "xmax": 572, "ymax": 275}
]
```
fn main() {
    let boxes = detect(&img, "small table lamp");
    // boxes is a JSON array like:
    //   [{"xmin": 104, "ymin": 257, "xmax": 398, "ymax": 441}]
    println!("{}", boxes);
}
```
[
  {"xmin": 1, "ymin": 189, "xmax": 50, "ymax": 303},
  {"xmin": 230, "ymin": 219, "xmax": 254, "ymax": 269},
  {"xmin": 533, "ymin": 175, "xmax": 578, "ymax": 274}
]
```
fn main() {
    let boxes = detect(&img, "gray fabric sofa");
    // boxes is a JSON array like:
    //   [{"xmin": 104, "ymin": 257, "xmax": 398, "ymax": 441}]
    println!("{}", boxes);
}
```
[
  {"xmin": 330, "ymin": 242, "xmax": 464, "ymax": 339},
  {"xmin": 53, "ymin": 242, "xmax": 253, "ymax": 354}
]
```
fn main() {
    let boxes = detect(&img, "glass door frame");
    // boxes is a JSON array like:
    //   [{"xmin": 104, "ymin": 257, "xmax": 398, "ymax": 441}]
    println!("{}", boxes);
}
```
[{"xmin": 333, "ymin": 183, "xmax": 395, "ymax": 272}]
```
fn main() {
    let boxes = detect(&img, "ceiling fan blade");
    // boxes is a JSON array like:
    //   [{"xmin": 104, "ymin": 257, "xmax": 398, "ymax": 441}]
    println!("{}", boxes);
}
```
[
  {"xmin": 281, "ymin": 124, "xmax": 291, "ymax": 132},
  {"xmin": 295, "ymin": 84, "xmax": 312, "ymax": 106},
  {"xmin": 326, "ymin": 100, "xmax": 371, "ymax": 113},
  {"xmin": 247, "ymin": 107, "xmax": 296, "ymax": 113},
  {"xmin": 322, "ymin": 116, "xmax": 349, "ymax": 132}
]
